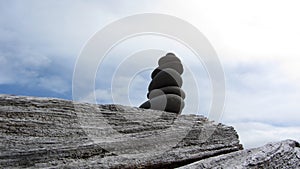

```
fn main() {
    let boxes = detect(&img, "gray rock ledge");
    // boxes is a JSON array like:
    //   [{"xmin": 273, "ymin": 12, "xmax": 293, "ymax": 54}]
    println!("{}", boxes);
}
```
[
  {"xmin": 1, "ymin": 95, "xmax": 298, "ymax": 168},
  {"xmin": 0, "ymin": 94, "xmax": 241, "ymax": 168},
  {"xmin": 178, "ymin": 139, "xmax": 300, "ymax": 169}
]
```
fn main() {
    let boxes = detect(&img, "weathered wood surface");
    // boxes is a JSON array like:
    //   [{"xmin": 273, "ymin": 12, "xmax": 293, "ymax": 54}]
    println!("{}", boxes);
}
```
[
  {"xmin": 178, "ymin": 139, "xmax": 300, "ymax": 169},
  {"xmin": 0, "ymin": 95, "xmax": 242, "ymax": 168}
]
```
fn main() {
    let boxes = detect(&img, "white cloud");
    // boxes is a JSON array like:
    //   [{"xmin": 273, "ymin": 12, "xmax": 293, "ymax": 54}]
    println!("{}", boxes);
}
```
[
  {"xmin": 0, "ymin": 56, "xmax": 14, "ymax": 84},
  {"xmin": 221, "ymin": 60, "xmax": 300, "ymax": 126},
  {"xmin": 229, "ymin": 122, "xmax": 300, "ymax": 149},
  {"xmin": 0, "ymin": 0, "xmax": 163, "ymax": 94},
  {"xmin": 0, "ymin": 46, "xmax": 51, "ymax": 85},
  {"xmin": 38, "ymin": 76, "xmax": 70, "ymax": 94},
  {"xmin": 158, "ymin": 0, "xmax": 300, "ymax": 83},
  {"xmin": 80, "ymin": 89, "xmax": 113, "ymax": 104}
]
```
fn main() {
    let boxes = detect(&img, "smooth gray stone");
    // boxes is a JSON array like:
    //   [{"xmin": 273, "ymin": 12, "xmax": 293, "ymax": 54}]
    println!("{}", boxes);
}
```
[
  {"xmin": 147, "ymin": 86, "xmax": 186, "ymax": 99},
  {"xmin": 148, "ymin": 68, "xmax": 182, "ymax": 91},
  {"xmin": 151, "ymin": 61, "xmax": 183, "ymax": 79},
  {"xmin": 158, "ymin": 53, "xmax": 181, "ymax": 66},
  {"xmin": 139, "ymin": 100, "xmax": 151, "ymax": 109},
  {"xmin": 140, "ymin": 94, "xmax": 185, "ymax": 114}
]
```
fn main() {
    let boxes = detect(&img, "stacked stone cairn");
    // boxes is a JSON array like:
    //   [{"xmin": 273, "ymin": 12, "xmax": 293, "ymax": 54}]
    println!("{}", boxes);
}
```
[{"xmin": 139, "ymin": 53, "xmax": 185, "ymax": 114}]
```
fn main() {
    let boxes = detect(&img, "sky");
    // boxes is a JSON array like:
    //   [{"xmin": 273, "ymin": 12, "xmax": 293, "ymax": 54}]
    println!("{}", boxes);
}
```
[{"xmin": 0, "ymin": 0, "xmax": 299, "ymax": 148}]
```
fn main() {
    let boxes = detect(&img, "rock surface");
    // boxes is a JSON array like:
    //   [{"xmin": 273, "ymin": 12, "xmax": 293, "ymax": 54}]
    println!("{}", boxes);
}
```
[
  {"xmin": 178, "ymin": 139, "xmax": 300, "ymax": 169},
  {"xmin": 1, "ymin": 94, "xmax": 299, "ymax": 168},
  {"xmin": 0, "ymin": 94, "xmax": 241, "ymax": 168}
]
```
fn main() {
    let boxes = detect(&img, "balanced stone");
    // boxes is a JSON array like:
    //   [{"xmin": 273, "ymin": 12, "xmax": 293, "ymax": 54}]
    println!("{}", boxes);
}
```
[
  {"xmin": 147, "ymin": 86, "xmax": 186, "ymax": 99},
  {"xmin": 140, "ymin": 53, "xmax": 185, "ymax": 114},
  {"xmin": 158, "ymin": 53, "xmax": 181, "ymax": 66},
  {"xmin": 139, "ymin": 94, "xmax": 185, "ymax": 113},
  {"xmin": 151, "ymin": 61, "xmax": 183, "ymax": 79},
  {"xmin": 148, "ymin": 68, "xmax": 182, "ymax": 91}
]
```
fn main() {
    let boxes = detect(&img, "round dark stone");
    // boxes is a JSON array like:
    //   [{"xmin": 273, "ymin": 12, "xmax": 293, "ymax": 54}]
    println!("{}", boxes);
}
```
[
  {"xmin": 147, "ymin": 86, "xmax": 186, "ymax": 99},
  {"xmin": 158, "ymin": 54, "xmax": 181, "ymax": 66},
  {"xmin": 166, "ymin": 52, "xmax": 176, "ymax": 56},
  {"xmin": 144, "ymin": 94, "xmax": 184, "ymax": 114},
  {"xmin": 151, "ymin": 61, "xmax": 183, "ymax": 79},
  {"xmin": 148, "ymin": 68, "xmax": 182, "ymax": 91},
  {"xmin": 139, "ymin": 100, "xmax": 150, "ymax": 109}
]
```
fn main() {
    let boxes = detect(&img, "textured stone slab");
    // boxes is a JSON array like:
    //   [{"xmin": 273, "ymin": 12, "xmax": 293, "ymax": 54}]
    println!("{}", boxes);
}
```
[
  {"xmin": 178, "ymin": 139, "xmax": 300, "ymax": 169},
  {"xmin": 0, "ymin": 95, "xmax": 242, "ymax": 168}
]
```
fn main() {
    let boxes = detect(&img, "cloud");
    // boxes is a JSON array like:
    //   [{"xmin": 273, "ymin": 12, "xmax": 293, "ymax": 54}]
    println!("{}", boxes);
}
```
[
  {"xmin": 230, "ymin": 122, "xmax": 300, "ymax": 148},
  {"xmin": 221, "ymin": 60, "xmax": 300, "ymax": 126},
  {"xmin": 0, "ymin": 43, "xmax": 50, "ymax": 84},
  {"xmin": 160, "ymin": 0, "xmax": 300, "ymax": 83},
  {"xmin": 80, "ymin": 89, "xmax": 113, "ymax": 104},
  {"xmin": 0, "ymin": 1, "xmax": 117, "ymax": 95},
  {"xmin": 37, "ymin": 76, "xmax": 70, "ymax": 94},
  {"xmin": 0, "ymin": 0, "xmax": 164, "ymax": 96}
]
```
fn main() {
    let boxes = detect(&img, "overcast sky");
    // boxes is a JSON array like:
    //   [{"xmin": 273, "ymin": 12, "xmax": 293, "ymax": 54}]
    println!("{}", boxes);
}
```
[{"xmin": 0, "ymin": 0, "xmax": 299, "ymax": 148}]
